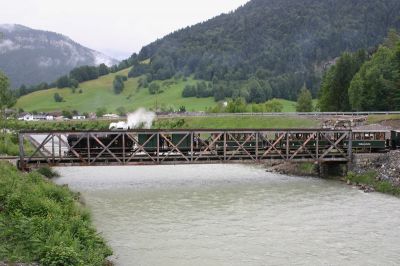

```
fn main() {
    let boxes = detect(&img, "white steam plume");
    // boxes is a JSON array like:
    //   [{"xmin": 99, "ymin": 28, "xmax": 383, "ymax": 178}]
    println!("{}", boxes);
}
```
[{"xmin": 127, "ymin": 108, "xmax": 155, "ymax": 129}]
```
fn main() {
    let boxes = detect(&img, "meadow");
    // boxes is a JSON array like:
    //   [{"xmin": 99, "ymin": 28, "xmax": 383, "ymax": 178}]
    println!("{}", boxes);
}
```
[
  {"xmin": 15, "ymin": 67, "xmax": 309, "ymax": 114},
  {"xmin": 16, "ymin": 69, "xmax": 217, "ymax": 113}
]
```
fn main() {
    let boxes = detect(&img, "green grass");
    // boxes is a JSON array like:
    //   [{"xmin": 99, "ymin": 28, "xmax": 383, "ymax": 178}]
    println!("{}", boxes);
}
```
[
  {"xmin": 155, "ymin": 116, "xmax": 319, "ymax": 129},
  {"xmin": 0, "ymin": 162, "xmax": 112, "ymax": 265},
  {"xmin": 269, "ymin": 99, "xmax": 296, "ymax": 112},
  {"xmin": 6, "ymin": 115, "xmax": 319, "ymax": 132},
  {"xmin": 36, "ymin": 166, "xmax": 60, "ymax": 179},
  {"xmin": 7, "ymin": 119, "xmax": 113, "ymax": 131},
  {"xmin": 15, "ymin": 67, "xmax": 308, "ymax": 114},
  {"xmin": 345, "ymin": 171, "xmax": 400, "ymax": 197},
  {"xmin": 298, "ymin": 162, "xmax": 317, "ymax": 175},
  {"xmin": 0, "ymin": 133, "xmax": 35, "ymax": 156},
  {"xmin": 367, "ymin": 114, "xmax": 400, "ymax": 124},
  {"xmin": 16, "ymin": 69, "xmax": 216, "ymax": 113}
]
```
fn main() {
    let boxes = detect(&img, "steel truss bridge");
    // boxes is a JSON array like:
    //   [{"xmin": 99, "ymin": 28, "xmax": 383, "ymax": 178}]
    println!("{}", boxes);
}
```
[{"xmin": 17, "ymin": 129, "xmax": 356, "ymax": 169}]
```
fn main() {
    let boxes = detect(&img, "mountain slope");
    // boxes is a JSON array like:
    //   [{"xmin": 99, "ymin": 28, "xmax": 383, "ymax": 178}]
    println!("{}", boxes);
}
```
[
  {"xmin": 15, "ymin": 68, "xmax": 217, "ymax": 113},
  {"xmin": 137, "ymin": 0, "xmax": 400, "ymax": 99},
  {"xmin": 15, "ymin": 66, "xmax": 299, "ymax": 113},
  {"xmin": 0, "ymin": 24, "xmax": 118, "ymax": 88}
]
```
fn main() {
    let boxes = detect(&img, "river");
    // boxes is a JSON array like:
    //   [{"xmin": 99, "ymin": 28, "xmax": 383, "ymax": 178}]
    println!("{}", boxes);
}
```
[{"xmin": 55, "ymin": 164, "xmax": 400, "ymax": 266}]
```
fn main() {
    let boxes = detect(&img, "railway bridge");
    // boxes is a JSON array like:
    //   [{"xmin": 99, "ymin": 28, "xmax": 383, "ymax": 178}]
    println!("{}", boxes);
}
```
[{"xmin": 18, "ymin": 129, "xmax": 361, "ymax": 170}]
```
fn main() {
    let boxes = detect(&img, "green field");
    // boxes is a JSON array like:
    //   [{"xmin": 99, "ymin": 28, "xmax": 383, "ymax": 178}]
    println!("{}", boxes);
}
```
[
  {"xmin": 16, "ymin": 69, "xmax": 217, "ymax": 113},
  {"xmin": 367, "ymin": 114, "xmax": 400, "ymax": 124},
  {"xmin": 15, "ymin": 68, "xmax": 310, "ymax": 114},
  {"xmin": 155, "ymin": 116, "xmax": 319, "ymax": 129}
]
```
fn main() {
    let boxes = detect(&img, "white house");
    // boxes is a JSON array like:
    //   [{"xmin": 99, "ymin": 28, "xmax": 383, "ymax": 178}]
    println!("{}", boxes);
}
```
[
  {"xmin": 102, "ymin": 114, "xmax": 119, "ymax": 119},
  {"xmin": 72, "ymin": 115, "xmax": 86, "ymax": 120},
  {"xmin": 18, "ymin": 114, "xmax": 54, "ymax": 121}
]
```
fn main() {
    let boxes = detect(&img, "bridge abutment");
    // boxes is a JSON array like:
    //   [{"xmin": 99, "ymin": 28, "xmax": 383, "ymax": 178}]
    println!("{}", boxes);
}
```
[{"xmin": 318, "ymin": 162, "xmax": 348, "ymax": 178}]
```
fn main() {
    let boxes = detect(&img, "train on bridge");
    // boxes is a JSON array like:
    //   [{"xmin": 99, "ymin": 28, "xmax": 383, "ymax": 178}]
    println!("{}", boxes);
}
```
[
  {"xmin": 67, "ymin": 129, "xmax": 400, "ymax": 156},
  {"xmin": 18, "ymin": 128, "xmax": 400, "ymax": 168}
]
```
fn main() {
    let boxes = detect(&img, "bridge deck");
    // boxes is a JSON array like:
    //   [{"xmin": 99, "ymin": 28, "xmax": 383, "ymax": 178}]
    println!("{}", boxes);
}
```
[{"xmin": 18, "ymin": 129, "xmax": 353, "ymax": 169}]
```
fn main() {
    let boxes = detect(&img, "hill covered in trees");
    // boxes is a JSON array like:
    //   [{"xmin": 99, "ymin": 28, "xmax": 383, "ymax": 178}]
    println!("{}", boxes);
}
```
[
  {"xmin": 132, "ymin": 0, "xmax": 400, "ymax": 102},
  {"xmin": 0, "ymin": 24, "xmax": 118, "ymax": 88},
  {"xmin": 319, "ymin": 31, "xmax": 400, "ymax": 111}
]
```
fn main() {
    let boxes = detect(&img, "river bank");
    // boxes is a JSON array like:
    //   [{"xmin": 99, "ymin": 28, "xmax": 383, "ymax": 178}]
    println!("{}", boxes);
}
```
[
  {"xmin": 345, "ymin": 150, "xmax": 400, "ymax": 196},
  {"xmin": 265, "ymin": 162, "xmax": 318, "ymax": 177},
  {"xmin": 0, "ymin": 162, "xmax": 112, "ymax": 265},
  {"xmin": 267, "ymin": 152, "xmax": 400, "ymax": 198}
]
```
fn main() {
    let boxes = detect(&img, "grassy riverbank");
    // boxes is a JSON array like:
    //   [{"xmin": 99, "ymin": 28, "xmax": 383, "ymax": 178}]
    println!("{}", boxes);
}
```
[
  {"xmin": 345, "ymin": 171, "xmax": 400, "ymax": 197},
  {"xmin": 0, "ymin": 162, "xmax": 112, "ymax": 265}
]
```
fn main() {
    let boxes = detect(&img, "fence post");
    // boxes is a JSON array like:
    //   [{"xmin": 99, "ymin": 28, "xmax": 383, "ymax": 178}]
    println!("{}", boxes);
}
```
[{"xmin": 18, "ymin": 133, "xmax": 25, "ymax": 170}]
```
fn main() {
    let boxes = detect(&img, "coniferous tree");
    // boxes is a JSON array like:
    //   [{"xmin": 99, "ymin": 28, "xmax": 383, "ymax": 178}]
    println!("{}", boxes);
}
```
[
  {"xmin": 296, "ymin": 85, "xmax": 313, "ymax": 112},
  {"xmin": 113, "ymin": 76, "xmax": 125, "ymax": 94}
]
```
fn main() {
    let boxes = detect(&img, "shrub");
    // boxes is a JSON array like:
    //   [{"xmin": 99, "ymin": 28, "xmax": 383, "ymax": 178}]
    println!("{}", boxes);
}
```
[
  {"xmin": 36, "ymin": 166, "xmax": 60, "ymax": 179},
  {"xmin": 53, "ymin": 93, "xmax": 63, "ymax": 103},
  {"xmin": 148, "ymin": 82, "xmax": 162, "ymax": 94},
  {"xmin": 0, "ymin": 162, "xmax": 112, "ymax": 265},
  {"xmin": 40, "ymin": 244, "xmax": 83, "ymax": 266}
]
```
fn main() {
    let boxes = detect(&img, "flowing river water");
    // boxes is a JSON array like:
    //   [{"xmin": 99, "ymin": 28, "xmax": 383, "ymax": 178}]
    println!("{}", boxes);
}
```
[{"xmin": 55, "ymin": 165, "xmax": 400, "ymax": 266}]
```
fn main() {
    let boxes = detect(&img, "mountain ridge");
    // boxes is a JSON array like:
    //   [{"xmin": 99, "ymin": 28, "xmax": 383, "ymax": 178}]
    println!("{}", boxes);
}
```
[
  {"xmin": 135, "ymin": 0, "xmax": 400, "ymax": 100},
  {"xmin": 0, "ymin": 24, "xmax": 119, "ymax": 88}
]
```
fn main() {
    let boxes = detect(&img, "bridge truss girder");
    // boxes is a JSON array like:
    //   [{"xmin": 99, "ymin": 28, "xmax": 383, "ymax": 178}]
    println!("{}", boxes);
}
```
[{"xmin": 18, "ymin": 129, "xmax": 352, "ymax": 169}]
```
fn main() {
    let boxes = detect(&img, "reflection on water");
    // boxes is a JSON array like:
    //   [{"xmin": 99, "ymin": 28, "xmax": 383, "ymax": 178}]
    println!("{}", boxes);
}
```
[{"xmin": 55, "ymin": 165, "xmax": 400, "ymax": 266}]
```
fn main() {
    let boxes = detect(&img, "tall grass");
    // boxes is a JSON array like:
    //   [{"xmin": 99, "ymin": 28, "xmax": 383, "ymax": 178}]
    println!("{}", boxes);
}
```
[
  {"xmin": 346, "ymin": 171, "xmax": 400, "ymax": 197},
  {"xmin": 0, "ymin": 162, "xmax": 112, "ymax": 265}
]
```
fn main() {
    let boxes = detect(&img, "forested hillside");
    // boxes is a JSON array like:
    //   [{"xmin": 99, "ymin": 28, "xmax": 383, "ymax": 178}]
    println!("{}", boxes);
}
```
[
  {"xmin": 132, "ymin": 0, "xmax": 400, "ymax": 102},
  {"xmin": 319, "ymin": 31, "xmax": 400, "ymax": 111}
]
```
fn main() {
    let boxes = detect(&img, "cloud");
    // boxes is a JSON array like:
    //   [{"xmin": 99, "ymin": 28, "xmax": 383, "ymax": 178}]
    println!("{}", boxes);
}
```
[
  {"xmin": 0, "ymin": 0, "xmax": 249, "ymax": 57},
  {"xmin": 0, "ymin": 39, "xmax": 19, "ymax": 53}
]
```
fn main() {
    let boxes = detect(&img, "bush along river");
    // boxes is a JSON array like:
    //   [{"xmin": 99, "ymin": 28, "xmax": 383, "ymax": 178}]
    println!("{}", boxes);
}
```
[
  {"xmin": 54, "ymin": 164, "xmax": 400, "ymax": 266},
  {"xmin": 0, "ymin": 163, "xmax": 112, "ymax": 265}
]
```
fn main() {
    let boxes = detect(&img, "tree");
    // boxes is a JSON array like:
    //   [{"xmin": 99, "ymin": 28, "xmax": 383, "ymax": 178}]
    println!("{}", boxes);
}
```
[
  {"xmin": 182, "ymin": 84, "xmax": 197, "ymax": 97},
  {"xmin": 98, "ymin": 63, "xmax": 109, "ymax": 76},
  {"xmin": 349, "ymin": 43, "xmax": 400, "ymax": 111},
  {"xmin": 0, "ymin": 72, "xmax": 15, "ymax": 109},
  {"xmin": 62, "ymin": 110, "xmax": 72, "ymax": 119},
  {"xmin": 318, "ymin": 50, "xmax": 368, "ymax": 111},
  {"xmin": 213, "ymin": 86, "xmax": 225, "ymax": 101},
  {"xmin": 113, "ymin": 76, "xmax": 125, "ymax": 94},
  {"xmin": 96, "ymin": 107, "xmax": 107, "ymax": 117},
  {"xmin": 148, "ymin": 83, "xmax": 161, "ymax": 95},
  {"xmin": 56, "ymin": 75, "xmax": 71, "ymax": 88},
  {"xmin": 247, "ymin": 78, "xmax": 266, "ymax": 103},
  {"xmin": 54, "ymin": 93, "xmax": 64, "ymax": 102},
  {"xmin": 178, "ymin": 106, "xmax": 186, "ymax": 113},
  {"xmin": 226, "ymin": 98, "xmax": 247, "ymax": 113},
  {"xmin": 116, "ymin": 106, "xmax": 127, "ymax": 116},
  {"xmin": 296, "ymin": 85, "xmax": 313, "ymax": 112},
  {"xmin": 69, "ymin": 79, "xmax": 79, "ymax": 89},
  {"xmin": 0, "ymin": 72, "xmax": 15, "ymax": 136},
  {"xmin": 265, "ymin": 99, "xmax": 284, "ymax": 112},
  {"xmin": 196, "ymin": 81, "xmax": 212, "ymax": 97}
]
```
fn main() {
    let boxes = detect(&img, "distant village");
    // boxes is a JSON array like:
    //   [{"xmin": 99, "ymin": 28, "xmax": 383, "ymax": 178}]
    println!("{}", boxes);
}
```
[{"xmin": 15, "ymin": 111, "xmax": 121, "ymax": 122}]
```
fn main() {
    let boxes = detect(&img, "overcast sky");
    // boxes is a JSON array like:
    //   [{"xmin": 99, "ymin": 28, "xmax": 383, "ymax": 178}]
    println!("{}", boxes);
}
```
[{"xmin": 0, "ymin": 0, "xmax": 249, "ymax": 59}]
